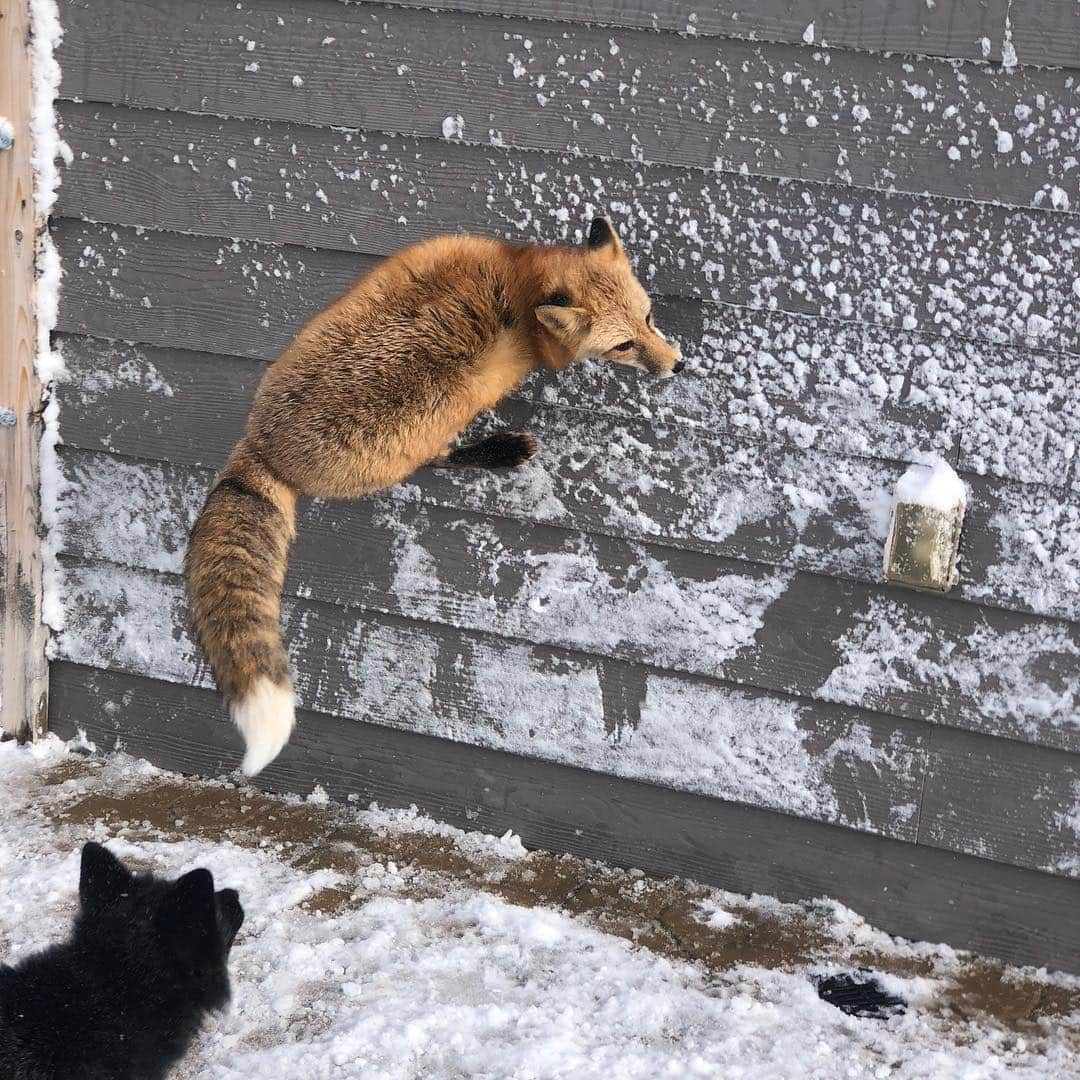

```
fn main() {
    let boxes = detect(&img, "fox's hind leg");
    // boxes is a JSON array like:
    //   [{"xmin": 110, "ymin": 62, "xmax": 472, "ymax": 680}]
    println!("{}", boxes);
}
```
[{"xmin": 434, "ymin": 431, "xmax": 539, "ymax": 469}]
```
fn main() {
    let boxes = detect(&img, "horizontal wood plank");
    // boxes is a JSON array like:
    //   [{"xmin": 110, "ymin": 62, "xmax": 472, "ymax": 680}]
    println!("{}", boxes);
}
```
[
  {"xmin": 1011, "ymin": 2, "xmax": 1080, "ymax": 70},
  {"xmin": 48, "ymin": 662, "xmax": 1080, "ymax": 972},
  {"xmin": 54, "ymin": 1, "xmax": 1078, "ymax": 208},
  {"xmin": 52, "ymin": 495, "xmax": 1080, "ymax": 754},
  {"xmin": 52, "ymin": 379, "xmax": 1080, "ymax": 626},
  {"xmin": 46, "ymin": 560, "xmax": 927, "ymax": 839},
  {"xmin": 362, "ymin": 0, "xmax": 1010, "ymax": 61},
  {"xmin": 55, "ymin": 104, "xmax": 1080, "ymax": 355},
  {"xmin": 53, "ymin": 225, "xmax": 1080, "ymax": 493},
  {"xmin": 921, "ymin": 727, "xmax": 1080, "ymax": 879}
]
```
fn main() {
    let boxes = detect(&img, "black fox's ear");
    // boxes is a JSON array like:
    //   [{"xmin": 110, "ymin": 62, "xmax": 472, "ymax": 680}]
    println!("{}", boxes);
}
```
[
  {"xmin": 160, "ymin": 868, "xmax": 218, "ymax": 949},
  {"xmin": 79, "ymin": 842, "xmax": 133, "ymax": 909},
  {"xmin": 535, "ymin": 304, "xmax": 591, "ymax": 343},
  {"xmin": 586, "ymin": 217, "xmax": 620, "ymax": 252},
  {"xmin": 216, "ymin": 888, "xmax": 245, "ymax": 948},
  {"xmin": 174, "ymin": 868, "xmax": 216, "ymax": 924}
]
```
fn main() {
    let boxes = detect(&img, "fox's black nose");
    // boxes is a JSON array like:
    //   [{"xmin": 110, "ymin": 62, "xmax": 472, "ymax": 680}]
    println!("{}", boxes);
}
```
[{"xmin": 672, "ymin": 361, "xmax": 685, "ymax": 374}]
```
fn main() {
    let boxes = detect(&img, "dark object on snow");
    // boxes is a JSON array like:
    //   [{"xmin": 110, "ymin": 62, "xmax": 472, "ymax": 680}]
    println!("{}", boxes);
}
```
[
  {"xmin": 814, "ymin": 969, "xmax": 907, "ymax": 1019},
  {"xmin": 0, "ymin": 842, "xmax": 244, "ymax": 1080}
]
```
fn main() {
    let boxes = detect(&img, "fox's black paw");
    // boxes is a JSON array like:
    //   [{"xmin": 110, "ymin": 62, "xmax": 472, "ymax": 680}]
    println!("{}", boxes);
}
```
[{"xmin": 447, "ymin": 432, "xmax": 540, "ymax": 469}]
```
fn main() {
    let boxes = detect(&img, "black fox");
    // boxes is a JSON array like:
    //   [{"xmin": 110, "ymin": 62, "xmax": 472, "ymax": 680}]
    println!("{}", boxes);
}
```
[{"xmin": 0, "ymin": 842, "xmax": 244, "ymax": 1080}]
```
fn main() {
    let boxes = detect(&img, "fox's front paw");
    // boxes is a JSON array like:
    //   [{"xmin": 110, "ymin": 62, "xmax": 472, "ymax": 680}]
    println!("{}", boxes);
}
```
[
  {"xmin": 445, "ymin": 431, "xmax": 540, "ymax": 469},
  {"xmin": 491, "ymin": 431, "xmax": 540, "ymax": 468}
]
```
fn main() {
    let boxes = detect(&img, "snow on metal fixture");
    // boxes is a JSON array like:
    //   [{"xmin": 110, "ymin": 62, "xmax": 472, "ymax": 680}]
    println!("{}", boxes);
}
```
[{"xmin": 882, "ymin": 459, "xmax": 967, "ymax": 593}]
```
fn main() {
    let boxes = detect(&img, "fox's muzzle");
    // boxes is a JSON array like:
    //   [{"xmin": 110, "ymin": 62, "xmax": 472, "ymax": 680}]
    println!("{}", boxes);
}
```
[{"xmin": 644, "ymin": 339, "xmax": 684, "ymax": 378}]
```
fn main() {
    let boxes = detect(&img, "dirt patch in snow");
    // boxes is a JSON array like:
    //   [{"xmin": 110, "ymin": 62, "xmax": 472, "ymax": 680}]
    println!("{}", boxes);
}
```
[
  {"xmin": 47, "ymin": 759, "xmax": 830, "ymax": 970},
  {"xmin": 38, "ymin": 754, "xmax": 1079, "ymax": 1040}
]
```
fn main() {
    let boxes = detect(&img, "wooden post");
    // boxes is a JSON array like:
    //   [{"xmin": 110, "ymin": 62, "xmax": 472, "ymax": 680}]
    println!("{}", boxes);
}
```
[{"xmin": 0, "ymin": 0, "xmax": 48, "ymax": 741}]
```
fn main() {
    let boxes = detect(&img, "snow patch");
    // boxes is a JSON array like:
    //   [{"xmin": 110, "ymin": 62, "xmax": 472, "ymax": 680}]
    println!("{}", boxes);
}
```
[
  {"xmin": 694, "ymin": 899, "xmax": 740, "ymax": 930},
  {"xmin": 819, "ymin": 596, "xmax": 1080, "ymax": 740},
  {"xmin": 29, "ymin": 0, "xmax": 68, "ymax": 640},
  {"xmin": 2, "ymin": 741, "xmax": 1079, "ymax": 1077},
  {"xmin": 893, "ymin": 459, "xmax": 966, "ymax": 513}
]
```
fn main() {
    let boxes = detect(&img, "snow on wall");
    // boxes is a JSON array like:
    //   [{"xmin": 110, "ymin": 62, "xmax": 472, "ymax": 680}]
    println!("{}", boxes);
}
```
[
  {"xmin": 615, "ymin": 306, "xmax": 1078, "ymax": 491},
  {"xmin": 1051, "ymin": 782, "xmax": 1080, "ymax": 876},
  {"xmin": 49, "ymin": 438, "xmax": 1080, "ymax": 866},
  {"xmin": 54, "ymin": 333, "xmax": 1080, "ymax": 626},
  {"xmin": 30, "ymin": 0, "xmax": 71, "ymax": 635},
  {"xmin": 57, "ymin": 2, "xmax": 1080, "ymax": 210},
  {"xmin": 50, "ymin": 440, "xmax": 1080, "ymax": 745},
  {"xmin": 970, "ymin": 496, "xmax": 1080, "ymax": 617},
  {"xmin": 59, "ymin": 108, "xmax": 1080, "ymax": 356},
  {"xmin": 819, "ymin": 595, "xmax": 1080, "ymax": 740},
  {"xmin": 377, "ymin": 510, "xmax": 793, "ymax": 668},
  {"xmin": 56, "ymin": 217, "xmax": 1078, "ymax": 497},
  {"xmin": 490, "ymin": 27, "xmax": 1080, "ymax": 193},
  {"xmin": 50, "ymin": 557, "xmax": 927, "ymax": 839},
  {"xmin": 53, "ymin": 453, "xmax": 201, "ymax": 575}
]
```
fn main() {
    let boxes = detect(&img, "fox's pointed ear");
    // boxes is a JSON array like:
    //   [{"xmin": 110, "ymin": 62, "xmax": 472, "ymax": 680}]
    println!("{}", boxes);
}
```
[
  {"xmin": 79, "ymin": 842, "xmax": 133, "ymax": 909},
  {"xmin": 159, "ymin": 868, "xmax": 218, "ymax": 946},
  {"xmin": 173, "ymin": 868, "xmax": 216, "ymax": 924},
  {"xmin": 586, "ymin": 217, "xmax": 621, "ymax": 253},
  {"xmin": 535, "ymin": 304, "xmax": 591, "ymax": 344}
]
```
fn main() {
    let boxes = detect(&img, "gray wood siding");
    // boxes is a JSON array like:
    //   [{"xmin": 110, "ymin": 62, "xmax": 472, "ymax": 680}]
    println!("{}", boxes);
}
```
[
  {"xmin": 56, "ymin": 104, "xmax": 1080, "ymax": 353},
  {"xmin": 48, "ymin": 661, "xmax": 1080, "ymax": 973},
  {"xmin": 1011, "ymin": 1, "xmax": 1080, "ymax": 69},
  {"xmin": 53, "ymin": 229, "xmax": 1079, "ymax": 491},
  {"xmin": 51, "ymin": 445, "xmax": 1080, "ymax": 751},
  {"xmin": 52, "ymin": 340, "xmax": 1080, "ymax": 625},
  {"xmin": 55, "ymin": 1, "xmax": 1080, "ymax": 211},
  {"xmin": 50, "ymin": 0, "xmax": 1080, "ymax": 966}
]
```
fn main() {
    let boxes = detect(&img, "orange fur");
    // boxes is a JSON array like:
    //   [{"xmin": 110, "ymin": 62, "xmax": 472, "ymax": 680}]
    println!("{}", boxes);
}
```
[{"xmin": 186, "ymin": 218, "xmax": 682, "ymax": 773}]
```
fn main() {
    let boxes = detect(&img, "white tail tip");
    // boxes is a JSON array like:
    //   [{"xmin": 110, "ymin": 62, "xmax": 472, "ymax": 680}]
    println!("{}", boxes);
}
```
[{"xmin": 231, "ymin": 678, "xmax": 295, "ymax": 776}]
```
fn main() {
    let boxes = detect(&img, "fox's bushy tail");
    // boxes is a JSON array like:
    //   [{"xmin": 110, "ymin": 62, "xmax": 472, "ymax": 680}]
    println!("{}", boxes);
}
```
[{"xmin": 186, "ymin": 443, "xmax": 298, "ymax": 776}]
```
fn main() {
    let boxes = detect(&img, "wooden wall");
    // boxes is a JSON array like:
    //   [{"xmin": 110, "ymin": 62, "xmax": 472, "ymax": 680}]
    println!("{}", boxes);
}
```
[
  {"xmin": 0, "ymin": 0, "xmax": 49, "ymax": 741},
  {"xmin": 45, "ymin": 0, "xmax": 1080, "ymax": 969}
]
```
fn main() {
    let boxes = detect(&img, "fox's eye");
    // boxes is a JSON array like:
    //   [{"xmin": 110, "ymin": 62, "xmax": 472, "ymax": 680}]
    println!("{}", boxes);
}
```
[
  {"xmin": 613, "ymin": 341, "xmax": 635, "ymax": 352},
  {"xmin": 645, "ymin": 311, "xmax": 654, "ymax": 327}
]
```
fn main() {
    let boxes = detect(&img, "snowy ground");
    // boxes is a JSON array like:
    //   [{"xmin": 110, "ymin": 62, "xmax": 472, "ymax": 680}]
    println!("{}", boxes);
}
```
[{"xmin": 2, "ymin": 737, "xmax": 1078, "ymax": 1079}]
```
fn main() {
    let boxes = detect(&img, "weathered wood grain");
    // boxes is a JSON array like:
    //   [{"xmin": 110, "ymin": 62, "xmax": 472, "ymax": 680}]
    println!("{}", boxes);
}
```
[
  {"xmin": 387, "ymin": 0, "xmax": 1010, "ymax": 62},
  {"xmin": 48, "ymin": 662, "xmax": 1080, "ymax": 973},
  {"xmin": 47, "ymin": 557, "xmax": 927, "ymax": 840},
  {"xmin": 921, "ymin": 727, "xmax": 1080, "ymax": 879},
  {"xmin": 53, "ymin": 490, "xmax": 1080, "ymax": 755},
  {"xmin": 52, "ymin": 378, "xmax": 1080, "ymax": 627},
  {"xmin": 55, "ymin": 105, "xmax": 1080, "ymax": 354},
  {"xmin": 0, "ymin": 0, "xmax": 48, "ymax": 741},
  {"xmin": 52, "ymin": 226, "xmax": 1080, "ymax": 493},
  {"xmin": 1011, "ymin": 2, "xmax": 1080, "ymax": 70},
  {"xmin": 53, "ymin": 0, "xmax": 1076, "ymax": 208}
]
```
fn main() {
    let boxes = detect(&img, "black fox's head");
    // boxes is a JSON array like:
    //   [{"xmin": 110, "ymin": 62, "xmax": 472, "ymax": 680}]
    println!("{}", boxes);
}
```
[
  {"xmin": 535, "ymin": 217, "xmax": 684, "ymax": 377},
  {"xmin": 76, "ymin": 842, "xmax": 244, "ymax": 1012}
]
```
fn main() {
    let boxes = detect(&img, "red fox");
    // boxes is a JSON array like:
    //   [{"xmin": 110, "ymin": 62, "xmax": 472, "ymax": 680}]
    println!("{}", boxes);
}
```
[{"xmin": 186, "ymin": 218, "xmax": 683, "ymax": 775}]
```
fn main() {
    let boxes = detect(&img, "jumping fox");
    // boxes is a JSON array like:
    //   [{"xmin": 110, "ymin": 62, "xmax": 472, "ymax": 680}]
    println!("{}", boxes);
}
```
[{"xmin": 186, "ymin": 217, "xmax": 683, "ymax": 775}]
